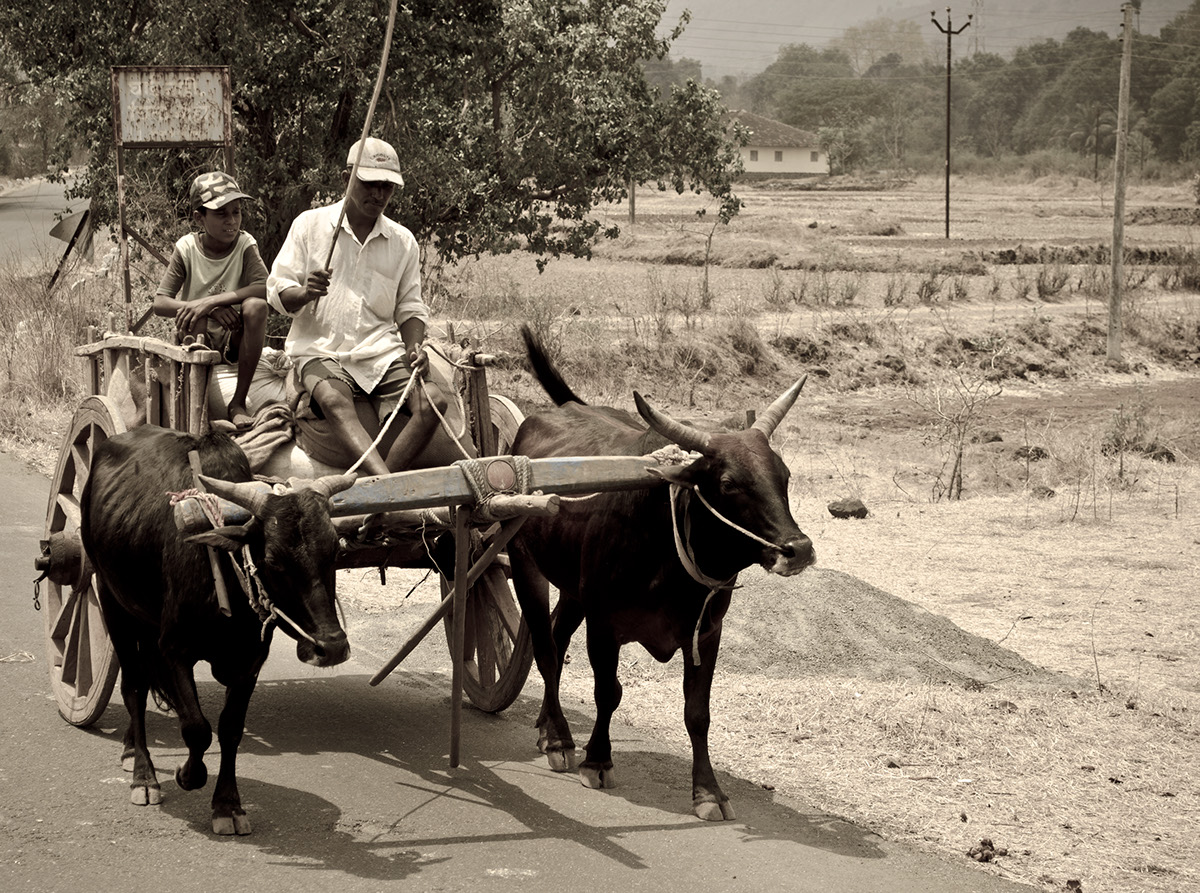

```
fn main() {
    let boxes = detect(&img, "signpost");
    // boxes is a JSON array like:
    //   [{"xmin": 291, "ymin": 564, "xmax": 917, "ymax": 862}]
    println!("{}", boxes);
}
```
[{"xmin": 110, "ymin": 66, "xmax": 234, "ymax": 332}]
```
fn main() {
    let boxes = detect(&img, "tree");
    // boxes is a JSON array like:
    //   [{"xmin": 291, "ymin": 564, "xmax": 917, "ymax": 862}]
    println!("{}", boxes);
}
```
[
  {"xmin": 1146, "ymin": 57, "xmax": 1200, "ymax": 162},
  {"xmin": 1064, "ymin": 101, "xmax": 1117, "ymax": 179},
  {"xmin": 829, "ymin": 17, "xmax": 934, "ymax": 76},
  {"xmin": 742, "ymin": 43, "xmax": 856, "ymax": 119},
  {"xmin": 0, "ymin": 0, "xmax": 743, "ymax": 268}
]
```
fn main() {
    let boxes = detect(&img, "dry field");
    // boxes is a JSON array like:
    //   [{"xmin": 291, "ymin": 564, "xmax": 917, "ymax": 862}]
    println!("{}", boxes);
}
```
[
  {"xmin": 10, "ymin": 173, "xmax": 1200, "ymax": 893},
  {"xmin": 418, "ymin": 175, "xmax": 1200, "ymax": 893}
]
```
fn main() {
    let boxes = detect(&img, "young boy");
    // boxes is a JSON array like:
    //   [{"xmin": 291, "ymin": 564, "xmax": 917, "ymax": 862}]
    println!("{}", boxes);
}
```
[{"xmin": 154, "ymin": 171, "xmax": 269, "ymax": 427}]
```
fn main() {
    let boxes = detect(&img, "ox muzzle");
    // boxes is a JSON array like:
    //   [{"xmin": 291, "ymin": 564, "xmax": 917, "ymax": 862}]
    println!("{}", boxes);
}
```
[{"xmin": 763, "ymin": 532, "xmax": 816, "ymax": 576}]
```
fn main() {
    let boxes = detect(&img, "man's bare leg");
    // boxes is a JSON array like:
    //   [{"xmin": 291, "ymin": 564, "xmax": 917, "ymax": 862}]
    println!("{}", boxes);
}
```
[
  {"xmin": 383, "ymin": 385, "xmax": 443, "ymax": 472},
  {"xmin": 311, "ymin": 379, "xmax": 389, "ymax": 476}
]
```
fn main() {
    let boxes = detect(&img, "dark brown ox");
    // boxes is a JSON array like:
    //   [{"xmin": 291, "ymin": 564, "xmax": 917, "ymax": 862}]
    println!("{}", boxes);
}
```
[
  {"xmin": 80, "ymin": 425, "xmax": 354, "ymax": 835},
  {"xmin": 509, "ymin": 327, "xmax": 814, "ymax": 821}
]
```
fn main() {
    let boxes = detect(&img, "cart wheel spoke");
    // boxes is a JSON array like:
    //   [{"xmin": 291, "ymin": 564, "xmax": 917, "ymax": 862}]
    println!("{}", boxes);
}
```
[
  {"xmin": 50, "ymin": 587, "xmax": 80, "ymax": 645},
  {"xmin": 442, "ymin": 555, "xmax": 532, "ymax": 713}
]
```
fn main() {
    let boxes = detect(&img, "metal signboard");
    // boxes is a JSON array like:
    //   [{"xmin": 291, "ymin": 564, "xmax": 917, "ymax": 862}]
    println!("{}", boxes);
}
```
[{"xmin": 113, "ymin": 66, "xmax": 231, "ymax": 147}]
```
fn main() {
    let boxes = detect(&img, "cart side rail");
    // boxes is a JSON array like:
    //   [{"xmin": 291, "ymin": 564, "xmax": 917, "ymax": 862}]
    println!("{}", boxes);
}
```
[{"xmin": 76, "ymin": 332, "xmax": 223, "ymax": 434}]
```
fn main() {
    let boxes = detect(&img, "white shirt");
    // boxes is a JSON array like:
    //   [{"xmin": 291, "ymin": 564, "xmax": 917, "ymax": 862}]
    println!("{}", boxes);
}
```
[{"xmin": 267, "ymin": 201, "xmax": 429, "ymax": 393}]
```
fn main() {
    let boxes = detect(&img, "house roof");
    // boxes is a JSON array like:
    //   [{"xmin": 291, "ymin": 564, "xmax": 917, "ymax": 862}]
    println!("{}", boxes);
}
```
[{"xmin": 728, "ymin": 110, "xmax": 818, "ymax": 148}]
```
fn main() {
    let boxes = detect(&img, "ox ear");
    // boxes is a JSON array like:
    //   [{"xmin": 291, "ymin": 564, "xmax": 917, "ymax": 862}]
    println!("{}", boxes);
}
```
[
  {"xmin": 647, "ymin": 464, "xmax": 695, "ymax": 488},
  {"xmin": 187, "ymin": 524, "xmax": 253, "ymax": 553}
]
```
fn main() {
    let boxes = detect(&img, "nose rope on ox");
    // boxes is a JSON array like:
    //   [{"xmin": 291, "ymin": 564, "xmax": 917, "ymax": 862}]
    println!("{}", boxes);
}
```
[
  {"xmin": 166, "ymin": 488, "xmax": 318, "ymax": 645},
  {"xmin": 669, "ymin": 484, "xmax": 751, "ymax": 668},
  {"xmin": 231, "ymin": 544, "xmax": 318, "ymax": 646}
]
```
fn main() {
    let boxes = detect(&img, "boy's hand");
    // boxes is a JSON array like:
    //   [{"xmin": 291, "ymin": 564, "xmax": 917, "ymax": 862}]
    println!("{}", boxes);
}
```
[
  {"xmin": 174, "ymin": 302, "xmax": 204, "ymax": 335},
  {"xmin": 211, "ymin": 306, "xmax": 241, "ymax": 331}
]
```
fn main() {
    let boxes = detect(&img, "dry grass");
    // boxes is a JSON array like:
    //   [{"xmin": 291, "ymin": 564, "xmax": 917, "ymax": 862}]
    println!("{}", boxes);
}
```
[{"xmin": 554, "ymin": 468, "xmax": 1200, "ymax": 893}]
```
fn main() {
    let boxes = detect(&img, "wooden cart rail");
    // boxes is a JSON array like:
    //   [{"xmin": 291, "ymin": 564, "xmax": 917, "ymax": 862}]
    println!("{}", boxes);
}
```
[
  {"xmin": 174, "ymin": 455, "xmax": 670, "ymax": 531},
  {"xmin": 76, "ymin": 333, "xmax": 223, "ymax": 434}
]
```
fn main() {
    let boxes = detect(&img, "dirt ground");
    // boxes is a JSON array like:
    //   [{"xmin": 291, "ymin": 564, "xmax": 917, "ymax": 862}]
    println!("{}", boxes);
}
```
[{"xmin": 418, "ymin": 178, "xmax": 1200, "ymax": 893}]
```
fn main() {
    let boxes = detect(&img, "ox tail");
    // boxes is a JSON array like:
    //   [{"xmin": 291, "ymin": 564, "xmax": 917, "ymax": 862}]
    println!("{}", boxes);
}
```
[{"xmin": 521, "ymin": 325, "xmax": 586, "ymax": 407}]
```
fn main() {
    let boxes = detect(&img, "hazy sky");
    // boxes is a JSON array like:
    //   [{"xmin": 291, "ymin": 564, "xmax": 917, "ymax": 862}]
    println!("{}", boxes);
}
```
[{"xmin": 660, "ymin": 1, "xmax": 1191, "ymax": 79}]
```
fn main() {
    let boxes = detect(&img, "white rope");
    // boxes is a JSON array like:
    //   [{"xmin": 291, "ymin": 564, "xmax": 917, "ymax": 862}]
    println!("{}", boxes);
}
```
[
  {"xmin": 236, "ymin": 544, "xmax": 318, "ymax": 646},
  {"xmin": 669, "ymin": 484, "xmax": 737, "ymax": 667},
  {"xmin": 692, "ymin": 486, "xmax": 779, "ymax": 549},
  {"xmin": 346, "ymin": 368, "xmax": 421, "ymax": 474},
  {"xmin": 420, "ymin": 375, "xmax": 471, "ymax": 457}
]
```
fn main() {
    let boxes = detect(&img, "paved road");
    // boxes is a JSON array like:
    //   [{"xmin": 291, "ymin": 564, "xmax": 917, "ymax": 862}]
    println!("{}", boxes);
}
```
[
  {"xmin": 0, "ymin": 449, "xmax": 1031, "ymax": 892},
  {"xmin": 0, "ymin": 179, "xmax": 85, "ymax": 271}
]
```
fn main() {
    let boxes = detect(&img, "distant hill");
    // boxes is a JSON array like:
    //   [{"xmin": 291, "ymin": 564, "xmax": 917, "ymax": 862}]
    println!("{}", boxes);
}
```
[{"xmin": 662, "ymin": 0, "xmax": 1193, "ymax": 79}]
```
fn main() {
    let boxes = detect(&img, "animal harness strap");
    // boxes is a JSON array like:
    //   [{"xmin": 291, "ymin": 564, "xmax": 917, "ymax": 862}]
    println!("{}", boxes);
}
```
[
  {"xmin": 669, "ymin": 484, "xmax": 737, "ymax": 667},
  {"xmin": 235, "ymin": 545, "xmax": 318, "ymax": 647}
]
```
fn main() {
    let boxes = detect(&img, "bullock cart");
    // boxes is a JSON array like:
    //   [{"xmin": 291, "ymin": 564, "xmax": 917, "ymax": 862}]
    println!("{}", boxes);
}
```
[{"xmin": 34, "ymin": 330, "xmax": 667, "ymax": 763}]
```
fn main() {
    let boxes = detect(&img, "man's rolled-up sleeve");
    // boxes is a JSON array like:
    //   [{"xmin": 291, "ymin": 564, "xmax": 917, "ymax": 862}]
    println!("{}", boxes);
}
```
[
  {"xmin": 392, "ymin": 231, "xmax": 429, "ymax": 329},
  {"xmin": 267, "ymin": 217, "xmax": 309, "ymax": 316}
]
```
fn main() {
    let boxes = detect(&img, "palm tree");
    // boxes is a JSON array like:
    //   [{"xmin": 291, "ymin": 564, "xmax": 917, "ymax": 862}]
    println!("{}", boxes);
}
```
[{"xmin": 1065, "ymin": 101, "xmax": 1117, "ymax": 180}]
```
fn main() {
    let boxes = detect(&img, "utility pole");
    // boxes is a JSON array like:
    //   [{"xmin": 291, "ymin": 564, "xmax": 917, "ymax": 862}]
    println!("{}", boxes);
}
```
[
  {"xmin": 1109, "ymin": 3, "xmax": 1134, "ymax": 364},
  {"xmin": 931, "ymin": 8, "xmax": 971, "ymax": 240}
]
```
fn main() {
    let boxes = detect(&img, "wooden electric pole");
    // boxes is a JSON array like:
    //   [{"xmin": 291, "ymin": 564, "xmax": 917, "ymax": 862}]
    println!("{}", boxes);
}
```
[
  {"xmin": 1109, "ymin": 3, "xmax": 1134, "ymax": 363},
  {"xmin": 931, "ymin": 8, "xmax": 972, "ymax": 240}
]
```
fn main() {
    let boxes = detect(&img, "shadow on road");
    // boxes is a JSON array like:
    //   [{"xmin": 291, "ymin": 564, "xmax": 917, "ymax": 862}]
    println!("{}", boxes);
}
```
[{"xmin": 89, "ymin": 670, "xmax": 886, "ymax": 882}]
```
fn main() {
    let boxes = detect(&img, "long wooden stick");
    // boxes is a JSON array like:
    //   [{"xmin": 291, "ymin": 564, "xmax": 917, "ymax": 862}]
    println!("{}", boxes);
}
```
[{"xmin": 322, "ymin": 0, "xmax": 400, "ymax": 272}]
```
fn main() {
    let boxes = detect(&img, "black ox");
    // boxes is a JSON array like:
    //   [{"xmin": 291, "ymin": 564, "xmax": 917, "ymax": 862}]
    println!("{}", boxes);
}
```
[
  {"xmin": 80, "ymin": 425, "xmax": 355, "ymax": 835},
  {"xmin": 509, "ymin": 328, "xmax": 815, "ymax": 821}
]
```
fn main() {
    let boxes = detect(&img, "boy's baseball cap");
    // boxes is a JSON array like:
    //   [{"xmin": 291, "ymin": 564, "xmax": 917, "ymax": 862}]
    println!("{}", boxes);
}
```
[
  {"xmin": 190, "ymin": 172, "xmax": 251, "ymax": 211},
  {"xmin": 347, "ymin": 137, "xmax": 405, "ymax": 187}
]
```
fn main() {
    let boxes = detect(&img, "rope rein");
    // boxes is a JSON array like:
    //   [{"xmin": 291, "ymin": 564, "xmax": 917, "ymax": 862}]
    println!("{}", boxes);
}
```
[
  {"xmin": 669, "ymin": 484, "xmax": 738, "ymax": 668},
  {"xmin": 345, "ymin": 366, "xmax": 421, "ymax": 475},
  {"xmin": 344, "ymin": 344, "xmax": 475, "ymax": 475},
  {"xmin": 166, "ymin": 487, "xmax": 318, "ymax": 646}
]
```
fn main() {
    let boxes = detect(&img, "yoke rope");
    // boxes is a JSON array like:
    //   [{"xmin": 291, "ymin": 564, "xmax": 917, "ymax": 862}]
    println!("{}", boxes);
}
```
[{"xmin": 455, "ymin": 454, "xmax": 533, "ymax": 502}]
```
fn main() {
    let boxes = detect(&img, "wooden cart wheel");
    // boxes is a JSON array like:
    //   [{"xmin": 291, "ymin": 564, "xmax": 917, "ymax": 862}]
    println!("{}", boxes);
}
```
[
  {"xmin": 488, "ymin": 394, "xmax": 524, "ymax": 454},
  {"xmin": 442, "ymin": 562, "xmax": 534, "ymax": 713},
  {"xmin": 40, "ymin": 395, "xmax": 125, "ymax": 726},
  {"xmin": 440, "ymin": 393, "xmax": 532, "ymax": 712}
]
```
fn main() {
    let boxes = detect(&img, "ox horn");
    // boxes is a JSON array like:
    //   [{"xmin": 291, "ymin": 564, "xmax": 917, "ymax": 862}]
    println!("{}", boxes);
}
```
[
  {"xmin": 750, "ymin": 376, "xmax": 807, "ymax": 437},
  {"xmin": 289, "ymin": 472, "xmax": 358, "ymax": 500},
  {"xmin": 198, "ymin": 475, "xmax": 271, "ymax": 517},
  {"xmin": 634, "ymin": 392, "xmax": 711, "ymax": 455}
]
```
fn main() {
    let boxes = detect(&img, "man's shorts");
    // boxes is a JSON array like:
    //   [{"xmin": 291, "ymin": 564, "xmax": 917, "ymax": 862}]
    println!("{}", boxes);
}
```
[{"xmin": 299, "ymin": 356, "xmax": 413, "ymax": 425}]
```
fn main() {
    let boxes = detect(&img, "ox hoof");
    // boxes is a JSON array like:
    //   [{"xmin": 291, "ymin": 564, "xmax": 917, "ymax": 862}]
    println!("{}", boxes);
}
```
[
  {"xmin": 130, "ymin": 783, "xmax": 162, "ymax": 806},
  {"xmin": 547, "ymin": 748, "xmax": 578, "ymax": 773},
  {"xmin": 212, "ymin": 809, "xmax": 252, "ymax": 836},
  {"xmin": 175, "ymin": 760, "xmax": 208, "ymax": 791},
  {"xmin": 693, "ymin": 799, "xmax": 736, "ymax": 822},
  {"xmin": 121, "ymin": 755, "xmax": 135, "ymax": 773},
  {"xmin": 579, "ymin": 763, "xmax": 615, "ymax": 789}
]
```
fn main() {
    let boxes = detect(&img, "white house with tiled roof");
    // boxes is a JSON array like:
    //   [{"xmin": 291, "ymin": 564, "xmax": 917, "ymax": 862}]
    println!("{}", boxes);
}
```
[{"xmin": 731, "ymin": 110, "xmax": 828, "ymax": 178}]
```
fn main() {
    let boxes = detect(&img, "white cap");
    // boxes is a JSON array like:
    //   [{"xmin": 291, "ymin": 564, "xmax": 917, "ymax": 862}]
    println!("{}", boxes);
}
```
[{"xmin": 347, "ymin": 137, "xmax": 404, "ymax": 187}]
